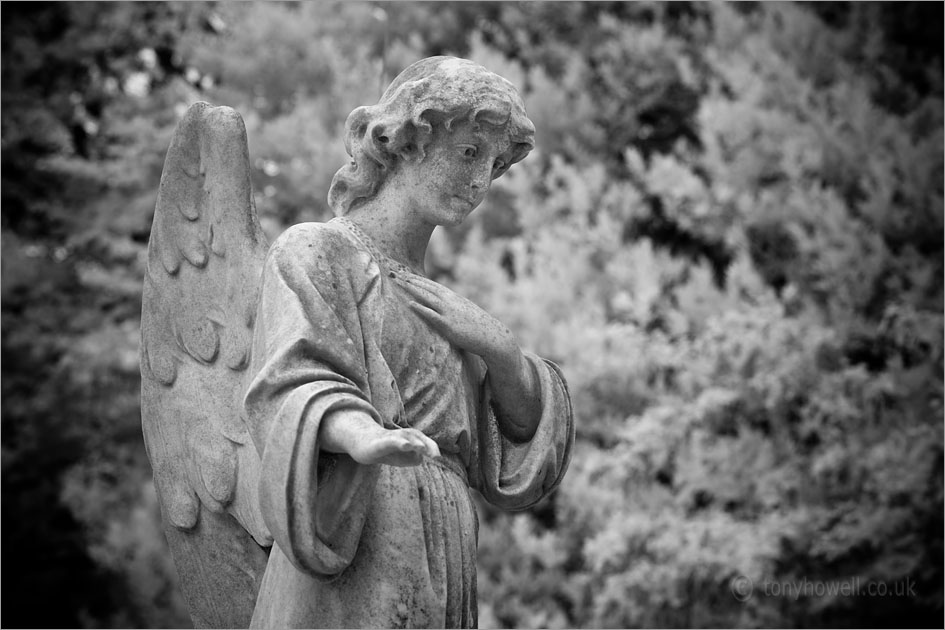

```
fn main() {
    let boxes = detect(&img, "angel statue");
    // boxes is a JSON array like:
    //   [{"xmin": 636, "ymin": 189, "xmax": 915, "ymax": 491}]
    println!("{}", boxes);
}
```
[{"xmin": 141, "ymin": 56, "xmax": 574, "ymax": 629}]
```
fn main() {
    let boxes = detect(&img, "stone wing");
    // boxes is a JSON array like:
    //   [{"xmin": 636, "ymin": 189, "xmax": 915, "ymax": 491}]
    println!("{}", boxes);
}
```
[{"xmin": 139, "ymin": 102, "xmax": 272, "ymax": 625}]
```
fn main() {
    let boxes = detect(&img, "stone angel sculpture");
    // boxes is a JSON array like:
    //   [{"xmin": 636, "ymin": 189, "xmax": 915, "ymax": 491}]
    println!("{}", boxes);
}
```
[{"xmin": 141, "ymin": 56, "xmax": 574, "ymax": 629}]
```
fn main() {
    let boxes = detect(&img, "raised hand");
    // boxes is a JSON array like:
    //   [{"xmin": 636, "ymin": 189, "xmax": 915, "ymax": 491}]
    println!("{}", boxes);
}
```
[
  {"xmin": 399, "ymin": 274, "xmax": 520, "ymax": 371},
  {"xmin": 399, "ymin": 274, "xmax": 542, "ymax": 442}
]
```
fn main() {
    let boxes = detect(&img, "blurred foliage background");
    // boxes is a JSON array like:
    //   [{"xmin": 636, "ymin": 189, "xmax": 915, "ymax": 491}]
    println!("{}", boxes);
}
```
[{"xmin": 2, "ymin": 1, "xmax": 942, "ymax": 627}]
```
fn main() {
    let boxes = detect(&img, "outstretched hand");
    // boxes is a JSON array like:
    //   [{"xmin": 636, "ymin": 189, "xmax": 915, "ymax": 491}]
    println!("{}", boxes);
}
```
[
  {"xmin": 348, "ymin": 426, "xmax": 442, "ymax": 467},
  {"xmin": 399, "ymin": 275, "xmax": 519, "ymax": 371},
  {"xmin": 319, "ymin": 409, "xmax": 441, "ymax": 467}
]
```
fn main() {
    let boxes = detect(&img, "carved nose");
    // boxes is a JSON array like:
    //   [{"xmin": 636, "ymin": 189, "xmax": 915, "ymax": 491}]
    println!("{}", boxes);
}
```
[{"xmin": 470, "ymin": 172, "xmax": 489, "ymax": 192}]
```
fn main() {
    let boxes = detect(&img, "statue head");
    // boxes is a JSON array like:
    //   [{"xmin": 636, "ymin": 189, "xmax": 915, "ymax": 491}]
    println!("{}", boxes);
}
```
[{"xmin": 328, "ymin": 56, "xmax": 535, "ymax": 215}]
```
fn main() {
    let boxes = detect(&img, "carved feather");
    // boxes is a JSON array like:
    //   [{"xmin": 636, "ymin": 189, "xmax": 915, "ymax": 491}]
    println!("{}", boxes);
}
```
[{"xmin": 140, "ymin": 102, "xmax": 271, "ymax": 547}]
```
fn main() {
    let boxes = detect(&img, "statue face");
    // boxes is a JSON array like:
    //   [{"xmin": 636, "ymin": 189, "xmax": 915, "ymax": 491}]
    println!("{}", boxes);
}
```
[{"xmin": 398, "ymin": 119, "xmax": 512, "ymax": 227}]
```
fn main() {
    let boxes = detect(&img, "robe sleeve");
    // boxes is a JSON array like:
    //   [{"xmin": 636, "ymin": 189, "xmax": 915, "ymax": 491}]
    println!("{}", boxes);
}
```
[
  {"xmin": 243, "ymin": 222, "xmax": 381, "ymax": 580},
  {"xmin": 476, "ymin": 352, "xmax": 575, "ymax": 510}
]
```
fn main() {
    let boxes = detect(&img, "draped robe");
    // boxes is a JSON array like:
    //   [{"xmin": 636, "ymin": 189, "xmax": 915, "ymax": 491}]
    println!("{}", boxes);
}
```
[{"xmin": 243, "ymin": 218, "xmax": 574, "ymax": 628}]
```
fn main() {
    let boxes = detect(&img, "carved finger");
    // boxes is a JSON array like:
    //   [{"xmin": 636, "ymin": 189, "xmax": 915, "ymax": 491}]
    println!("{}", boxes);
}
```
[
  {"xmin": 398, "ymin": 434, "xmax": 425, "ymax": 452},
  {"xmin": 408, "ymin": 302, "xmax": 449, "ymax": 329},
  {"xmin": 417, "ymin": 431, "xmax": 441, "ymax": 459},
  {"xmin": 399, "ymin": 274, "xmax": 444, "ymax": 291},
  {"xmin": 398, "ymin": 281, "xmax": 445, "ymax": 311},
  {"xmin": 402, "ymin": 275, "xmax": 484, "ymax": 317},
  {"xmin": 379, "ymin": 431, "xmax": 428, "ymax": 468},
  {"xmin": 397, "ymin": 429, "xmax": 442, "ymax": 461},
  {"xmin": 400, "ymin": 275, "xmax": 458, "ymax": 303}
]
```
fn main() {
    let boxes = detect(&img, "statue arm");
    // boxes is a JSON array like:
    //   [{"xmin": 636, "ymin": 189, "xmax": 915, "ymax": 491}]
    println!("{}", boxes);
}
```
[
  {"xmin": 480, "ymin": 344, "xmax": 543, "ymax": 443},
  {"xmin": 393, "ymin": 273, "xmax": 573, "ymax": 506},
  {"xmin": 476, "ymin": 354, "xmax": 575, "ymax": 511},
  {"xmin": 397, "ymin": 274, "xmax": 542, "ymax": 442},
  {"xmin": 243, "ymin": 222, "xmax": 382, "ymax": 579}
]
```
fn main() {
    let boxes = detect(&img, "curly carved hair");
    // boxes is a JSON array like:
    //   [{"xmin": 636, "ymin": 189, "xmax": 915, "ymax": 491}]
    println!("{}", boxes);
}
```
[{"xmin": 328, "ymin": 56, "xmax": 536, "ymax": 215}]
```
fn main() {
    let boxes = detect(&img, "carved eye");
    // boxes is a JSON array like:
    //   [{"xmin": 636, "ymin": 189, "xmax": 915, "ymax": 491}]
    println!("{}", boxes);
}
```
[
  {"xmin": 493, "ymin": 158, "xmax": 506, "ymax": 171},
  {"xmin": 459, "ymin": 145, "xmax": 477, "ymax": 159}
]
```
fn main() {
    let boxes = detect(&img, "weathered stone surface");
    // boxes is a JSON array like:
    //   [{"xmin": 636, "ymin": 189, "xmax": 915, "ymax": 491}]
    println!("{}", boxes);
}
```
[
  {"xmin": 141, "ymin": 101, "xmax": 272, "ymax": 629},
  {"xmin": 142, "ymin": 56, "xmax": 574, "ymax": 629}
]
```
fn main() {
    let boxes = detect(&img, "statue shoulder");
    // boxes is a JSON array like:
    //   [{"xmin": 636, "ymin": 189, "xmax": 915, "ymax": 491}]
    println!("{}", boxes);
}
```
[{"xmin": 265, "ymin": 220, "xmax": 378, "ymax": 293}]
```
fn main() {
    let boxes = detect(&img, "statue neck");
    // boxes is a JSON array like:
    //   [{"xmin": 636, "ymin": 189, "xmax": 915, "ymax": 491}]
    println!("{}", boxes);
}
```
[{"xmin": 344, "ymin": 194, "xmax": 434, "ymax": 277}]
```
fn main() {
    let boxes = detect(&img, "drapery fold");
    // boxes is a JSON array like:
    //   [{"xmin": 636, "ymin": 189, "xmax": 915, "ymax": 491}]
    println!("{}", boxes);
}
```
[
  {"xmin": 245, "ymin": 224, "xmax": 383, "ymax": 579},
  {"xmin": 475, "ymin": 354, "xmax": 574, "ymax": 511},
  {"xmin": 242, "ymin": 220, "xmax": 574, "ymax": 627}
]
